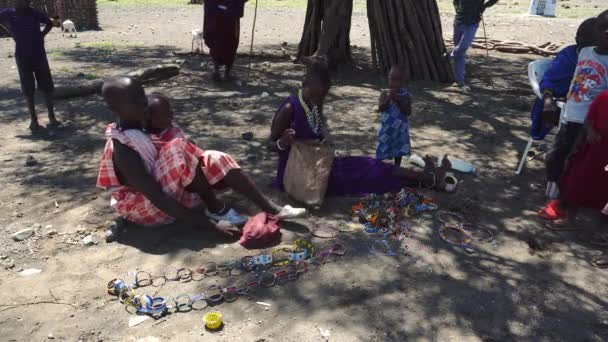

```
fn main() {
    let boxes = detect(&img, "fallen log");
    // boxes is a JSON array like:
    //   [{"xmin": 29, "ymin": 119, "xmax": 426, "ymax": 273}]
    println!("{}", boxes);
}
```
[
  {"xmin": 447, "ymin": 37, "xmax": 560, "ymax": 57},
  {"xmin": 53, "ymin": 64, "xmax": 180, "ymax": 100}
]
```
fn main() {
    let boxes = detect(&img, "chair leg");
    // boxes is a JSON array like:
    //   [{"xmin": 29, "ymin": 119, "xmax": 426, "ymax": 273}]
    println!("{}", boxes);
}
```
[
  {"xmin": 516, "ymin": 137, "xmax": 534, "ymax": 175},
  {"xmin": 546, "ymin": 181, "xmax": 559, "ymax": 199}
]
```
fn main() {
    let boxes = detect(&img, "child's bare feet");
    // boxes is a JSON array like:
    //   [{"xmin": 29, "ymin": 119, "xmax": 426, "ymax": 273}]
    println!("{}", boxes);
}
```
[
  {"xmin": 47, "ymin": 119, "xmax": 63, "ymax": 129},
  {"xmin": 434, "ymin": 155, "xmax": 452, "ymax": 191},
  {"xmin": 29, "ymin": 121, "xmax": 43, "ymax": 133}
]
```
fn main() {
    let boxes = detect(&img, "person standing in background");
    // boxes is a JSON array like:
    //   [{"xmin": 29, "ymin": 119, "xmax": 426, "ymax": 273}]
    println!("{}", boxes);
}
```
[
  {"xmin": 450, "ymin": 0, "xmax": 499, "ymax": 91},
  {"xmin": 203, "ymin": 0, "xmax": 248, "ymax": 81},
  {"xmin": 0, "ymin": 0, "xmax": 60, "ymax": 132}
]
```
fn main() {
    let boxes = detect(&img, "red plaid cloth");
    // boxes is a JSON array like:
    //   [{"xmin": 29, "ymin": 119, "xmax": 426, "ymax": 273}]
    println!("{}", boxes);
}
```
[
  {"xmin": 97, "ymin": 124, "xmax": 240, "ymax": 226},
  {"xmin": 149, "ymin": 127, "xmax": 186, "ymax": 151}
]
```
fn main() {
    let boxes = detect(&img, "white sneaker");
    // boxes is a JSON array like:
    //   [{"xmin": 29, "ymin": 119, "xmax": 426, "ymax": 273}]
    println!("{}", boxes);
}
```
[{"xmin": 277, "ymin": 205, "xmax": 307, "ymax": 220}]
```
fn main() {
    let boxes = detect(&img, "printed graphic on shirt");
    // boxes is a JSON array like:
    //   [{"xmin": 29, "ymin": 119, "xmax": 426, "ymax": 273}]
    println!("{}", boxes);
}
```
[{"xmin": 569, "ymin": 60, "xmax": 607, "ymax": 103}]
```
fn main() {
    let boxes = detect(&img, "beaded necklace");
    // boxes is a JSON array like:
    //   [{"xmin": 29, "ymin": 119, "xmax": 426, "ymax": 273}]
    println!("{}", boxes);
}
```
[{"xmin": 298, "ymin": 89, "xmax": 322, "ymax": 135}]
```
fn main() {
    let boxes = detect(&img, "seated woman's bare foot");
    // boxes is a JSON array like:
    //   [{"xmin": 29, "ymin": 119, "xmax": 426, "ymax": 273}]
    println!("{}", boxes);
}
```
[
  {"xmin": 423, "ymin": 155, "xmax": 436, "ymax": 173},
  {"xmin": 434, "ymin": 155, "xmax": 452, "ymax": 191}
]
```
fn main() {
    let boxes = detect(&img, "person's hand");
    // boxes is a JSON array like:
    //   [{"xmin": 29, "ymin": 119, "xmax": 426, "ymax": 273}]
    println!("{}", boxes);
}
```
[
  {"xmin": 388, "ymin": 88, "xmax": 398, "ymax": 101},
  {"xmin": 542, "ymin": 97, "xmax": 558, "ymax": 113},
  {"xmin": 214, "ymin": 221, "xmax": 241, "ymax": 237},
  {"xmin": 587, "ymin": 125, "xmax": 602, "ymax": 144},
  {"xmin": 279, "ymin": 128, "xmax": 296, "ymax": 147},
  {"xmin": 605, "ymin": 164, "xmax": 608, "ymax": 172}
]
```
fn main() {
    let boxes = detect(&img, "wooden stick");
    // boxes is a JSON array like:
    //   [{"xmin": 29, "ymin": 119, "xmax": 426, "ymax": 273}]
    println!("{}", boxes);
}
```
[
  {"xmin": 247, "ymin": 0, "xmax": 259, "ymax": 76},
  {"xmin": 481, "ymin": 15, "xmax": 495, "ymax": 89}
]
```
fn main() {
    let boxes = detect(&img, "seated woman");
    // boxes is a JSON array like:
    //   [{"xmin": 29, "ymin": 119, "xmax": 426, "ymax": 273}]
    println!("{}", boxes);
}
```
[
  {"xmin": 97, "ymin": 76, "xmax": 304, "ymax": 236},
  {"xmin": 540, "ymin": 91, "xmax": 608, "ymax": 268},
  {"xmin": 269, "ymin": 63, "xmax": 450, "ymax": 197}
]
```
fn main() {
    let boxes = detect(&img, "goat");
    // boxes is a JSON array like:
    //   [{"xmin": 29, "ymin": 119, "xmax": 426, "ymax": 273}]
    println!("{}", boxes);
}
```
[
  {"xmin": 191, "ymin": 28, "xmax": 204, "ymax": 54},
  {"xmin": 62, "ymin": 20, "xmax": 77, "ymax": 38}
]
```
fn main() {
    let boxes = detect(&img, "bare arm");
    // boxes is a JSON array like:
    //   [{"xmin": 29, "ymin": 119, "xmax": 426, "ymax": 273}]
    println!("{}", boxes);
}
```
[
  {"xmin": 112, "ymin": 140, "xmax": 208, "ymax": 225},
  {"xmin": 378, "ymin": 90, "xmax": 390, "ymax": 112},
  {"xmin": 269, "ymin": 101, "xmax": 295, "ymax": 151},
  {"xmin": 484, "ymin": 0, "xmax": 499, "ymax": 9},
  {"xmin": 395, "ymin": 94, "xmax": 412, "ymax": 116}
]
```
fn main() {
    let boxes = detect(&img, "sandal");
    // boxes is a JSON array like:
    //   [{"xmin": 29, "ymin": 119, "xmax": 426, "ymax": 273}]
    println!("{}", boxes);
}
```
[
  {"xmin": 310, "ymin": 223, "xmax": 339, "ymax": 238},
  {"xmin": 538, "ymin": 200, "xmax": 568, "ymax": 221},
  {"xmin": 591, "ymin": 232, "xmax": 608, "ymax": 247},
  {"xmin": 590, "ymin": 253, "xmax": 608, "ymax": 269}
]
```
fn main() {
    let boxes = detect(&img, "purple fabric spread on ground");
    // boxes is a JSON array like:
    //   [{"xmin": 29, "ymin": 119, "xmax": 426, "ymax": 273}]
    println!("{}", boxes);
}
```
[
  {"xmin": 203, "ymin": 0, "xmax": 244, "ymax": 66},
  {"xmin": 274, "ymin": 95, "xmax": 407, "ymax": 197}
]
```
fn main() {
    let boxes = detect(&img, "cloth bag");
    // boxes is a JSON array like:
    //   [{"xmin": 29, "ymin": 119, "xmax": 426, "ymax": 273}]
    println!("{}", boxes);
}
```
[
  {"xmin": 283, "ymin": 141, "xmax": 335, "ymax": 206},
  {"xmin": 238, "ymin": 212, "xmax": 281, "ymax": 249}
]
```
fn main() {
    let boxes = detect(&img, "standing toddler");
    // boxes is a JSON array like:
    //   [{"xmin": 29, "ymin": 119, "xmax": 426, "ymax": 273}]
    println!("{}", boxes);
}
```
[{"xmin": 376, "ymin": 65, "xmax": 412, "ymax": 166}]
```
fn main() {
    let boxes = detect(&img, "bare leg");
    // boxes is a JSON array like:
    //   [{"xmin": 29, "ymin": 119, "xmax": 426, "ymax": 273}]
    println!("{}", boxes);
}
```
[
  {"xmin": 224, "ymin": 63, "xmax": 233, "ymax": 80},
  {"xmin": 185, "ymin": 163, "xmax": 225, "ymax": 214},
  {"xmin": 212, "ymin": 64, "xmax": 221, "ymax": 81},
  {"xmin": 44, "ymin": 92, "xmax": 59, "ymax": 125},
  {"xmin": 222, "ymin": 169, "xmax": 282, "ymax": 214},
  {"xmin": 25, "ymin": 95, "xmax": 41, "ymax": 131}
]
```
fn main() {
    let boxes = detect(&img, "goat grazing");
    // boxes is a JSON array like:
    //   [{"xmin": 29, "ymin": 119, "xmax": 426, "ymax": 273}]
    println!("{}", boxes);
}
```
[
  {"xmin": 62, "ymin": 20, "xmax": 77, "ymax": 38},
  {"xmin": 191, "ymin": 28, "xmax": 204, "ymax": 54}
]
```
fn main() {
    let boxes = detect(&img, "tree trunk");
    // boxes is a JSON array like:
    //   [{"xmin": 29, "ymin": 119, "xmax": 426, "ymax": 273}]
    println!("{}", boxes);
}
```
[
  {"xmin": 297, "ymin": 0, "xmax": 353, "ymax": 67},
  {"xmin": 368, "ymin": 0, "xmax": 453, "ymax": 82}
]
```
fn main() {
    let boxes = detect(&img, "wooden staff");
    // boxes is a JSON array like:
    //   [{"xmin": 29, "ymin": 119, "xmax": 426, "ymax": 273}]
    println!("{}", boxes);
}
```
[
  {"xmin": 481, "ymin": 15, "xmax": 495, "ymax": 89},
  {"xmin": 247, "ymin": 0, "xmax": 259, "ymax": 76}
]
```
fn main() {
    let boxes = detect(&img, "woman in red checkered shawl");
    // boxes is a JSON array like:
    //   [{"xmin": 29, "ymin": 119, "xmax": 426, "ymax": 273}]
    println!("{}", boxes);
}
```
[{"xmin": 96, "ymin": 77, "xmax": 305, "ymax": 235}]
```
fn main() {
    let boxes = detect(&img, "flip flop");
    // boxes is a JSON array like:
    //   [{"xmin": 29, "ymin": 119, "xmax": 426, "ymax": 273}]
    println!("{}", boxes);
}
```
[
  {"xmin": 311, "ymin": 223, "xmax": 339, "ymax": 238},
  {"xmin": 590, "ymin": 253, "xmax": 608, "ymax": 269},
  {"xmin": 590, "ymin": 232, "xmax": 608, "ymax": 247},
  {"xmin": 538, "ymin": 200, "xmax": 568, "ymax": 221}
]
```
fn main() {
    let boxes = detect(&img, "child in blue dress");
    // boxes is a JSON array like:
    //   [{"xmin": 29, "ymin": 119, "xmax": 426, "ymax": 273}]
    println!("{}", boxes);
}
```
[{"xmin": 376, "ymin": 65, "xmax": 412, "ymax": 166}]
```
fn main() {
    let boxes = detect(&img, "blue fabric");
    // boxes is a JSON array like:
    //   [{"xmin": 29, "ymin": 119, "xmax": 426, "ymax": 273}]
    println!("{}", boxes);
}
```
[
  {"xmin": 530, "ymin": 45, "xmax": 578, "ymax": 140},
  {"xmin": 376, "ymin": 103, "xmax": 411, "ymax": 160},
  {"xmin": 451, "ymin": 22, "xmax": 479, "ymax": 84}
]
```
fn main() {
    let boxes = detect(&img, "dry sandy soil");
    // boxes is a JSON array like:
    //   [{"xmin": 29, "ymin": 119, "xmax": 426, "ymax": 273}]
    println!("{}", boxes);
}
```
[{"xmin": 0, "ymin": 2, "xmax": 608, "ymax": 342}]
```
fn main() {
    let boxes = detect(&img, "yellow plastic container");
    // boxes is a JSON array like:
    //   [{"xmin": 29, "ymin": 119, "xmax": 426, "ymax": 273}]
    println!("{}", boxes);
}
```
[{"xmin": 204, "ymin": 311, "xmax": 223, "ymax": 331}]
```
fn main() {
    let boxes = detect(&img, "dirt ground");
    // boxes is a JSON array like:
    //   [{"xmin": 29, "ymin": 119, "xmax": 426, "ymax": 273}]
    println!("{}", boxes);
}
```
[{"xmin": 1, "ymin": 3, "xmax": 608, "ymax": 342}]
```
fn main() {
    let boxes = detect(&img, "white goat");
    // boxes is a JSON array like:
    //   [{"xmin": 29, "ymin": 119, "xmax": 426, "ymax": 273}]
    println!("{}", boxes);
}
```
[
  {"xmin": 62, "ymin": 20, "xmax": 77, "ymax": 38},
  {"xmin": 191, "ymin": 28, "xmax": 204, "ymax": 53}
]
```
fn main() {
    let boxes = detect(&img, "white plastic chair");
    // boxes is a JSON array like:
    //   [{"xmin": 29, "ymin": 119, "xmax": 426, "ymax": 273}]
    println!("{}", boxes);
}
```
[{"xmin": 516, "ymin": 59, "xmax": 564, "ymax": 176}]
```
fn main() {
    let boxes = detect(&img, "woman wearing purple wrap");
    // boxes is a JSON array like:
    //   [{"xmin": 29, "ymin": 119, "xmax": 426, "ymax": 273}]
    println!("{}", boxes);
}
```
[{"xmin": 269, "ymin": 63, "xmax": 451, "ymax": 197}]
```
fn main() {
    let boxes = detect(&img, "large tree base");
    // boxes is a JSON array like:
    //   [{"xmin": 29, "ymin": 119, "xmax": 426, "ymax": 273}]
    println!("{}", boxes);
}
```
[
  {"xmin": 368, "ymin": 0, "xmax": 453, "ymax": 82},
  {"xmin": 297, "ymin": 0, "xmax": 353, "ymax": 68}
]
